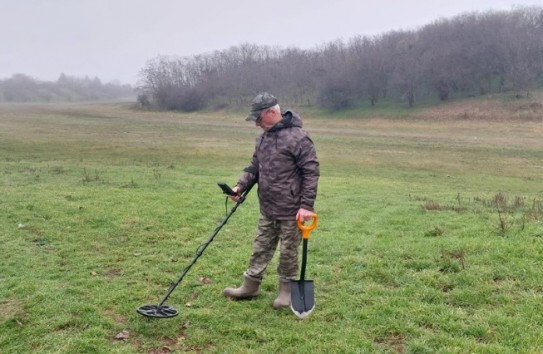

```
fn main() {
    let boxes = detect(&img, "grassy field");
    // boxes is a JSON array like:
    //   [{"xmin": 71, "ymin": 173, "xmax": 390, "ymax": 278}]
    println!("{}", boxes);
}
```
[{"xmin": 1, "ymin": 97, "xmax": 542, "ymax": 353}]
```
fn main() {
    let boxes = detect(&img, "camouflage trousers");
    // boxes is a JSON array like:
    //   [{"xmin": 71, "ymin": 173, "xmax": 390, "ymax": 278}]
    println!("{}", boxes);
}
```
[{"xmin": 243, "ymin": 214, "xmax": 301, "ymax": 283}]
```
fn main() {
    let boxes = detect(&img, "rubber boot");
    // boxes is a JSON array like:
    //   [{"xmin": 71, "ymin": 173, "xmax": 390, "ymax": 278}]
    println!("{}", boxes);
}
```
[
  {"xmin": 272, "ymin": 281, "xmax": 291, "ymax": 309},
  {"xmin": 223, "ymin": 277, "xmax": 260, "ymax": 300}
]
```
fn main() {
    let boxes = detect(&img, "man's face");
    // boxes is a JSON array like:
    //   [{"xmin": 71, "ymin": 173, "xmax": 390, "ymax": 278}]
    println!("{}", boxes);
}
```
[{"xmin": 255, "ymin": 108, "xmax": 278, "ymax": 131}]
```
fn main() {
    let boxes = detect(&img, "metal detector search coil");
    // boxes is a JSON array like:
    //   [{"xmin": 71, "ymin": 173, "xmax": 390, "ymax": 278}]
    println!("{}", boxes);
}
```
[{"xmin": 137, "ymin": 305, "xmax": 178, "ymax": 318}]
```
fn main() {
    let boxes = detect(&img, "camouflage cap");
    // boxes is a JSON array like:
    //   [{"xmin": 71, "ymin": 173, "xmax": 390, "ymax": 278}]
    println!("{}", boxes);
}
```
[{"xmin": 246, "ymin": 92, "xmax": 278, "ymax": 121}]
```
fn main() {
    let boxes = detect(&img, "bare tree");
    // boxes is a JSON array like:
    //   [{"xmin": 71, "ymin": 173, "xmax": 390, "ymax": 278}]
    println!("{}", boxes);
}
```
[
  {"xmin": 390, "ymin": 31, "xmax": 424, "ymax": 107},
  {"xmin": 501, "ymin": 7, "xmax": 543, "ymax": 97},
  {"xmin": 137, "ymin": 6, "xmax": 543, "ymax": 112}
]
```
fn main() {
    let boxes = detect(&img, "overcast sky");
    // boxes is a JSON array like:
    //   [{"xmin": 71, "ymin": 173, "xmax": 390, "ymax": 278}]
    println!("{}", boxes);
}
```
[{"xmin": 0, "ymin": 0, "xmax": 539, "ymax": 85}]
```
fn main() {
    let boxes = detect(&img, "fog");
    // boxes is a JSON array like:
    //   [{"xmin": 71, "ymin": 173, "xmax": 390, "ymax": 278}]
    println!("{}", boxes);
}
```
[{"xmin": 0, "ymin": 0, "xmax": 539, "ymax": 85}]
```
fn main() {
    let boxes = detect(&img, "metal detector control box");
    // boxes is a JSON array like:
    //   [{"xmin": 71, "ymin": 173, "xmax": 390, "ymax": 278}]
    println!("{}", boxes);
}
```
[{"xmin": 217, "ymin": 182, "xmax": 237, "ymax": 196}]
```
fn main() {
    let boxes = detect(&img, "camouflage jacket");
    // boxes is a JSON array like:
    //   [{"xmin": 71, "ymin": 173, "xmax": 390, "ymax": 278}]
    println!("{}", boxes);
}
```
[{"xmin": 237, "ymin": 110, "xmax": 320, "ymax": 220}]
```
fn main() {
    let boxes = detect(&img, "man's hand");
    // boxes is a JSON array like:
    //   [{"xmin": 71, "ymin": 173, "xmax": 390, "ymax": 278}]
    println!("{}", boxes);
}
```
[
  {"xmin": 296, "ymin": 208, "xmax": 315, "ymax": 222},
  {"xmin": 229, "ymin": 185, "xmax": 242, "ymax": 202}
]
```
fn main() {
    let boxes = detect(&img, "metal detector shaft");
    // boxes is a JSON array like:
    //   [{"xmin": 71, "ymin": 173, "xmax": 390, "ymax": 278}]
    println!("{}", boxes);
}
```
[{"xmin": 155, "ymin": 184, "xmax": 254, "ymax": 309}]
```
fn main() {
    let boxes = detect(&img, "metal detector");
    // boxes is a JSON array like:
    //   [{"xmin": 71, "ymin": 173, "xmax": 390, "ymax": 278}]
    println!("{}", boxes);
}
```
[{"xmin": 137, "ymin": 182, "xmax": 253, "ymax": 319}]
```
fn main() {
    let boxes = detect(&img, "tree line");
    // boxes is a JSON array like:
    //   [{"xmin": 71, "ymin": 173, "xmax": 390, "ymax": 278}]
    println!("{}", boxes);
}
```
[
  {"xmin": 138, "ymin": 6, "xmax": 543, "ymax": 111},
  {"xmin": 0, "ymin": 73, "xmax": 134, "ymax": 102}
]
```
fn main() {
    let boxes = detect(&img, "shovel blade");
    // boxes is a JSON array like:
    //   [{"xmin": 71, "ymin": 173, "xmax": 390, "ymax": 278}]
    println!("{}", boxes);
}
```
[{"xmin": 290, "ymin": 280, "xmax": 314, "ymax": 319}]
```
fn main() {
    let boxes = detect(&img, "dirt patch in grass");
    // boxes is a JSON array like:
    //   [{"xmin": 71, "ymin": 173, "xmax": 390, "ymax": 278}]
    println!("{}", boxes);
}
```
[
  {"xmin": 375, "ymin": 332, "xmax": 406, "ymax": 353},
  {"xmin": 105, "ymin": 268, "xmax": 122, "ymax": 280},
  {"xmin": 102, "ymin": 308, "xmax": 127, "ymax": 326},
  {"xmin": 0, "ymin": 298, "xmax": 26, "ymax": 321}
]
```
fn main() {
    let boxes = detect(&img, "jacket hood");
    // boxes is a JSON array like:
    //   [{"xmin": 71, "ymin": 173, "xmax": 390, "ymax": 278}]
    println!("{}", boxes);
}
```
[{"xmin": 269, "ymin": 110, "xmax": 302, "ymax": 132}]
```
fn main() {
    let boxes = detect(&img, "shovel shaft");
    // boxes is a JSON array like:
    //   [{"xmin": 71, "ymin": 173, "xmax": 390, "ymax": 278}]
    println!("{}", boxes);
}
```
[{"xmin": 299, "ymin": 238, "xmax": 309, "ymax": 281}]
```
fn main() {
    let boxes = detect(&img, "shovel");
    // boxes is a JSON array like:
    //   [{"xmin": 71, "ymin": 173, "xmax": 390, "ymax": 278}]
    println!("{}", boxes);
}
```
[{"xmin": 290, "ymin": 214, "xmax": 318, "ymax": 319}]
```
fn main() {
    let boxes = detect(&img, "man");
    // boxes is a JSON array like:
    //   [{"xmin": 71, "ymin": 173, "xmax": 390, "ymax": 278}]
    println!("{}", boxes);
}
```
[{"xmin": 223, "ymin": 92, "xmax": 320, "ymax": 309}]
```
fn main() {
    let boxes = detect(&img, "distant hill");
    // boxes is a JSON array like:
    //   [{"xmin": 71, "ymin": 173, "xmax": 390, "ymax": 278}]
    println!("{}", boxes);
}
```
[{"xmin": 0, "ymin": 73, "xmax": 134, "ymax": 102}]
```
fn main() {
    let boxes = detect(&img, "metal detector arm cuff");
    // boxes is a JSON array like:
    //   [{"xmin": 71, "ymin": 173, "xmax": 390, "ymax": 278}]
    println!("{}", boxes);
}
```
[{"xmin": 238, "ymin": 179, "xmax": 256, "ymax": 203}]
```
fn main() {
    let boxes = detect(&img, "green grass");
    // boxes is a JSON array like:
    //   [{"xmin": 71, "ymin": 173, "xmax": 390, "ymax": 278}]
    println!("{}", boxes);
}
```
[{"xmin": 1, "ymin": 100, "xmax": 543, "ymax": 353}]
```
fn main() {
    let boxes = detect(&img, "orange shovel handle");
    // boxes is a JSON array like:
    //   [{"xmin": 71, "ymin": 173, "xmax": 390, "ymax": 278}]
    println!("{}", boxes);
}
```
[{"xmin": 297, "ymin": 214, "xmax": 318, "ymax": 239}]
